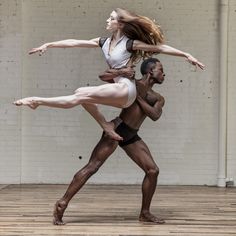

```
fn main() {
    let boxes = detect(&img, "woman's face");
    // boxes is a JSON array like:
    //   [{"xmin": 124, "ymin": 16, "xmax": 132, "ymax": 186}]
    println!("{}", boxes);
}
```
[{"xmin": 106, "ymin": 11, "xmax": 121, "ymax": 32}]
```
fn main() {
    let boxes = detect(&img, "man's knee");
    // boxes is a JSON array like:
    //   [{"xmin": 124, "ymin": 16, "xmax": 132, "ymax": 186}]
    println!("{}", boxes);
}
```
[
  {"xmin": 86, "ymin": 161, "xmax": 102, "ymax": 175},
  {"xmin": 73, "ymin": 161, "xmax": 102, "ymax": 181},
  {"xmin": 146, "ymin": 165, "xmax": 159, "ymax": 177}
]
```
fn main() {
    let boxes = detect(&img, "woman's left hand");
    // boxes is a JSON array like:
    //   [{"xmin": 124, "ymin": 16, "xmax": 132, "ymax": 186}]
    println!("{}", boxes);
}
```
[{"xmin": 186, "ymin": 54, "xmax": 205, "ymax": 70}]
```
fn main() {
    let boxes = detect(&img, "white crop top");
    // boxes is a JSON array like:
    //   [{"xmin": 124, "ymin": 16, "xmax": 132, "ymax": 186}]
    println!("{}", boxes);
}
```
[{"xmin": 99, "ymin": 35, "xmax": 134, "ymax": 69}]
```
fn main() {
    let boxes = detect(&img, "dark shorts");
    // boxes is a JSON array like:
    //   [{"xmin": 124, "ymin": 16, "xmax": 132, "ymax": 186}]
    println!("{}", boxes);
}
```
[
  {"xmin": 115, "ymin": 121, "xmax": 141, "ymax": 147},
  {"xmin": 102, "ymin": 118, "xmax": 142, "ymax": 147}
]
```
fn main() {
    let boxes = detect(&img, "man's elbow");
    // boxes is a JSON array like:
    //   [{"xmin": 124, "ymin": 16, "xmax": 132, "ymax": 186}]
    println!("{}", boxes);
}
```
[
  {"xmin": 151, "ymin": 115, "xmax": 160, "ymax": 121},
  {"xmin": 99, "ymin": 73, "xmax": 109, "ymax": 81},
  {"xmin": 98, "ymin": 75, "xmax": 114, "ymax": 83},
  {"xmin": 98, "ymin": 72, "xmax": 106, "ymax": 79},
  {"xmin": 151, "ymin": 110, "xmax": 163, "ymax": 121},
  {"xmin": 151, "ymin": 116, "xmax": 158, "ymax": 121},
  {"xmin": 159, "ymin": 96, "xmax": 165, "ymax": 107}
]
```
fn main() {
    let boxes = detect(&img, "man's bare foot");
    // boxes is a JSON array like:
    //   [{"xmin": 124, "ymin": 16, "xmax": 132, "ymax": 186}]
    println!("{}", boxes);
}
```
[
  {"xmin": 139, "ymin": 212, "xmax": 165, "ymax": 224},
  {"xmin": 53, "ymin": 200, "xmax": 67, "ymax": 225},
  {"xmin": 13, "ymin": 97, "xmax": 39, "ymax": 109},
  {"xmin": 104, "ymin": 122, "xmax": 123, "ymax": 141}
]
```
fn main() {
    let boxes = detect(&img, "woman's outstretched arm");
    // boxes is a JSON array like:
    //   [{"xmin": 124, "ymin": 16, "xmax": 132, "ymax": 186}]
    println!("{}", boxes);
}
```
[
  {"xmin": 133, "ymin": 40, "xmax": 205, "ymax": 70},
  {"xmin": 29, "ymin": 38, "xmax": 100, "ymax": 56}
]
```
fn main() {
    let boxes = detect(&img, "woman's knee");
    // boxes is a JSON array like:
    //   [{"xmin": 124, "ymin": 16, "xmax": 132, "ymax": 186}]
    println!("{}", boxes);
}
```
[
  {"xmin": 62, "ymin": 102, "xmax": 77, "ymax": 109},
  {"xmin": 74, "ymin": 88, "xmax": 91, "ymax": 103},
  {"xmin": 63, "ymin": 95, "xmax": 81, "ymax": 108}
]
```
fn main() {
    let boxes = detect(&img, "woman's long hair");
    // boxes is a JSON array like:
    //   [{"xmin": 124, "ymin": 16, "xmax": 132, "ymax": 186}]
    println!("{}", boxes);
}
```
[{"xmin": 115, "ymin": 8, "xmax": 164, "ymax": 63}]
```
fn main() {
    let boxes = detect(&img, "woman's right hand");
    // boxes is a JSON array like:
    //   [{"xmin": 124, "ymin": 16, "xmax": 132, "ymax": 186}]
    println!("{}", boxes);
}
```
[
  {"xmin": 29, "ymin": 44, "xmax": 48, "ymax": 56},
  {"xmin": 186, "ymin": 54, "xmax": 205, "ymax": 70}
]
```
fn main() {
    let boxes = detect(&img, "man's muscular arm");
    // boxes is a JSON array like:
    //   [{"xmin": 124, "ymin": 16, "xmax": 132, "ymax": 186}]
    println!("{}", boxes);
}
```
[
  {"xmin": 136, "ymin": 93, "xmax": 165, "ymax": 121},
  {"xmin": 99, "ymin": 67, "xmax": 135, "ymax": 83}
]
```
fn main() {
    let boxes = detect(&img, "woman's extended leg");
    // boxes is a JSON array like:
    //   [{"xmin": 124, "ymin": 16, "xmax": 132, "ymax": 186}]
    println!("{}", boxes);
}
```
[
  {"xmin": 13, "ymin": 83, "xmax": 129, "ymax": 109},
  {"xmin": 13, "ymin": 83, "xmax": 130, "ymax": 140}
]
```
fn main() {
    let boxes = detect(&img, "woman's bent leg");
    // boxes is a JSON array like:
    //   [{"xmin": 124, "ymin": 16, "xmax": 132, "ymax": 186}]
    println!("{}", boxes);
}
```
[{"xmin": 82, "ymin": 103, "xmax": 123, "ymax": 141}]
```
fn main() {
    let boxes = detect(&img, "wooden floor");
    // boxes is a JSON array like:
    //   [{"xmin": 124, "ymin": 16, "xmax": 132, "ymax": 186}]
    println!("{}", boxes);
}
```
[{"xmin": 0, "ymin": 184, "xmax": 236, "ymax": 236}]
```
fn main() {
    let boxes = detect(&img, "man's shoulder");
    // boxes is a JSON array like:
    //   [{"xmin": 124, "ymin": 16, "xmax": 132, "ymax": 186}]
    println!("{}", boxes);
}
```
[
  {"xmin": 146, "ymin": 89, "xmax": 164, "ymax": 105},
  {"xmin": 148, "ymin": 88, "xmax": 160, "ymax": 96}
]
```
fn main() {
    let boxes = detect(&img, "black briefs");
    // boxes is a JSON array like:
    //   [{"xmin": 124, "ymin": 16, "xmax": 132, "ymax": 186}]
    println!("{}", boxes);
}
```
[{"xmin": 115, "ymin": 121, "xmax": 141, "ymax": 147}]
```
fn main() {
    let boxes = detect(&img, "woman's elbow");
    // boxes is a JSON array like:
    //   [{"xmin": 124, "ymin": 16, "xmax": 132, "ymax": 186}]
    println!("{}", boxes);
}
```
[{"xmin": 156, "ymin": 44, "xmax": 165, "ymax": 53}]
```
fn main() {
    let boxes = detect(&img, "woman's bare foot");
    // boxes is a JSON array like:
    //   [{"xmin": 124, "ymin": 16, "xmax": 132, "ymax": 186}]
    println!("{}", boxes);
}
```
[
  {"xmin": 53, "ymin": 200, "xmax": 68, "ymax": 225},
  {"xmin": 139, "ymin": 212, "xmax": 165, "ymax": 224},
  {"xmin": 13, "ymin": 97, "xmax": 39, "ymax": 109},
  {"xmin": 103, "ymin": 122, "xmax": 123, "ymax": 141}
]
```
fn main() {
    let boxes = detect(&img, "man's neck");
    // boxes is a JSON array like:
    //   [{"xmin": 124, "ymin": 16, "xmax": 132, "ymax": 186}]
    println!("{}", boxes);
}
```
[{"xmin": 140, "ymin": 75, "xmax": 155, "ymax": 89}]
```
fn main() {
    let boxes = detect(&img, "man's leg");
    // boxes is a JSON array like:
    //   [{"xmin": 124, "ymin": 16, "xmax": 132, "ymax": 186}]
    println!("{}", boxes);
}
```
[
  {"xmin": 122, "ymin": 140, "xmax": 164, "ymax": 224},
  {"xmin": 53, "ymin": 135, "xmax": 118, "ymax": 225}
]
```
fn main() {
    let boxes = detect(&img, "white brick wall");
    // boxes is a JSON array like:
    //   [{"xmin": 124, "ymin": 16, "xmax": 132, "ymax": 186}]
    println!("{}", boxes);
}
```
[
  {"xmin": 227, "ymin": 0, "xmax": 236, "ymax": 186},
  {"xmin": 0, "ymin": 0, "xmax": 234, "ymax": 186},
  {"xmin": 0, "ymin": 0, "xmax": 22, "ymax": 184}
]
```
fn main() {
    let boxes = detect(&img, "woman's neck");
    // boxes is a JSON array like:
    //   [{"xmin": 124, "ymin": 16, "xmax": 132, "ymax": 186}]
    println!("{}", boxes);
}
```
[{"xmin": 112, "ymin": 30, "xmax": 124, "ymax": 41}]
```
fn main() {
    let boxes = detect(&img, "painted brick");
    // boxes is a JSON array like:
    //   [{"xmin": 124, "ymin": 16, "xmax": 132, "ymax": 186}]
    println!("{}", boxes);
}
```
[{"xmin": 0, "ymin": 0, "xmax": 234, "ymax": 186}]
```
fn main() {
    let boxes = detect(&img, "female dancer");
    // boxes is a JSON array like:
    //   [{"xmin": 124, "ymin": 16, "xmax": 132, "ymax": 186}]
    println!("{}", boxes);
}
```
[{"xmin": 14, "ymin": 8, "xmax": 204, "ymax": 139}]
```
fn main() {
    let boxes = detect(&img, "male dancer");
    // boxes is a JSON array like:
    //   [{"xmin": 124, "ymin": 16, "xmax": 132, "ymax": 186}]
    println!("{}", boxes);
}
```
[{"xmin": 53, "ymin": 58, "xmax": 165, "ymax": 225}]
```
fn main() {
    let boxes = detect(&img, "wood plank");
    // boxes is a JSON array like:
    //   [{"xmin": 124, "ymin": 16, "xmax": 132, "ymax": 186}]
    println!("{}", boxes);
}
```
[
  {"xmin": 0, "ymin": 185, "xmax": 236, "ymax": 235},
  {"xmin": 0, "ymin": 185, "xmax": 8, "ymax": 190}
]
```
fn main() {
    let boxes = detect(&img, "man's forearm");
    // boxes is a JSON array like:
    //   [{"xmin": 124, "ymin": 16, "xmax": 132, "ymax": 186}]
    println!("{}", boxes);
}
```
[
  {"xmin": 99, "ymin": 67, "xmax": 135, "ymax": 81},
  {"xmin": 137, "ymin": 96, "xmax": 164, "ymax": 121},
  {"xmin": 99, "ymin": 69, "xmax": 122, "ymax": 81}
]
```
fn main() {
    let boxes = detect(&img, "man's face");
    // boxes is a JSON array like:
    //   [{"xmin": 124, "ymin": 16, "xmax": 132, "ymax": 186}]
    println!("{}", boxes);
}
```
[{"xmin": 151, "ymin": 62, "xmax": 165, "ymax": 84}]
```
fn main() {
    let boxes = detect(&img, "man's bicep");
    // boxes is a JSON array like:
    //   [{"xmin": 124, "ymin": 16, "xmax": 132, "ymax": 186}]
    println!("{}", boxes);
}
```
[{"xmin": 153, "ymin": 91, "xmax": 165, "ymax": 106}]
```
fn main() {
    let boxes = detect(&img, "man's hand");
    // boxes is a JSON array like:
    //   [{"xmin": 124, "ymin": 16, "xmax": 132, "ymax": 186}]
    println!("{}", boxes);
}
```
[
  {"xmin": 136, "ymin": 95, "xmax": 144, "ymax": 102},
  {"xmin": 119, "ymin": 66, "xmax": 136, "ymax": 79},
  {"xmin": 99, "ymin": 66, "xmax": 136, "ymax": 82}
]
